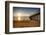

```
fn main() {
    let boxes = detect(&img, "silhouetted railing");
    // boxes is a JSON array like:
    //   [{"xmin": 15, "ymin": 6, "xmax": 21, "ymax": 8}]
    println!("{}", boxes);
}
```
[{"xmin": 29, "ymin": 13, "xmax": 40, "ymax": 21}]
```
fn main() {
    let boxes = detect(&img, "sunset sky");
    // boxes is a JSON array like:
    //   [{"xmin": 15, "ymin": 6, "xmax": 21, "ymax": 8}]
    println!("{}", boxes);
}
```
[{"xmin": 13, "ymin": 7, "xmax": 40, "ymax": 17}]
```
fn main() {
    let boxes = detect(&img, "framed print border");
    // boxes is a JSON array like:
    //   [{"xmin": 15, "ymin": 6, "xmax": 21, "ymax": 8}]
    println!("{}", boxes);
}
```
[{"xmin": 5, "ymin": 1, "xmax": 45, "ymax": 34}]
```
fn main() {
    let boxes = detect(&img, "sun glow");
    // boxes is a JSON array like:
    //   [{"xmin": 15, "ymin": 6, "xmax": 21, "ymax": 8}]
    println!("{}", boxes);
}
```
[
  {"xmin": 18, "ymin": 17, "xmax": 21, "ymax": 20},
  {"xmin": 17, "ymin": 13, "xmax": 21, "ymax": 20},
  {"xmin": 17, "ymin": 13, "xmax": 21, "ymax": 16}
]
